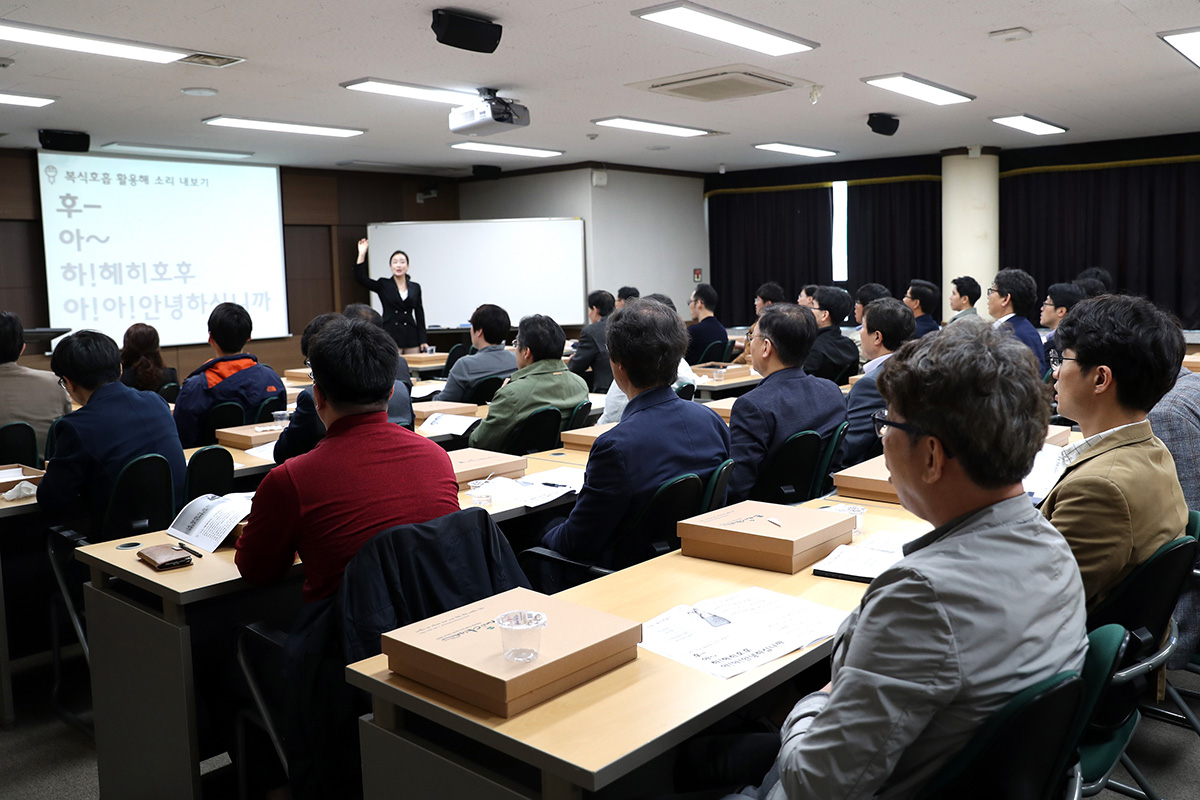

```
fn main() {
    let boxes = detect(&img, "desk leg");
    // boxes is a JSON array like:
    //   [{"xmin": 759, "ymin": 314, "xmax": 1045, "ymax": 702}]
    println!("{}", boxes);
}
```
[
  {"xmin": 541, "ymin": 773, "xmax": 584, "ymax": 800},
  {"xmin": 85, "ymin": 583, "xmax": 201, "ymax": 800},
  {"xmin": 0, "ymin": 545, "xmax": 12, "ymax": 729}
]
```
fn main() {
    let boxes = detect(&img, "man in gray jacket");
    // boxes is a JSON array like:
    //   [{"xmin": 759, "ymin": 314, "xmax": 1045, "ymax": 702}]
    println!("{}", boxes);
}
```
[
  {"xmin": 437, "ymin": 304, "xmax": 518, "ymax": 403},
  {"xmin": 736, "ymin": 322, "xmax": 1088, "ymax": 800}
]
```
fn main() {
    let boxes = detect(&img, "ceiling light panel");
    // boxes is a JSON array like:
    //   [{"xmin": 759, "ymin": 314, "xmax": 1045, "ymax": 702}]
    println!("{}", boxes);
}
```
[
  {"xmin": 0, "ymin": 90, "xmax": 54, "ymax": 107},
  {"xmin": 0, "ymin": 19, "xmax": 188, "ymax": 63},
  {"xmin": 1159, "ymin": 28, "xmax": 1200, "ymax": 70},
  {"xmin": 342, "ymin": 79, "xmax": 480, "ymax": 105},
  {"xmin": 593, "ymin": 117, "xmax": 711, "ymax": 137},
  {"xmin": 100, "ymin": 142, "xmax": 255, "ymax": 159},
  {"xmin": 633, "ymin": 2, "xmax": 817, "ymax": 56},
  {"xmin": 862, "ymin": 73, "xmax": 974, "ymax": 105},
  {"xmin": 203, "ymin": 116, "xmax": 364, "ymax": 138},
  {"xmin": 991, "ymin": 115, "xmax": 1067, "ymax": 135},
  {"xmin": 755, "ymin": 142, "xmax": 837, "ymax": 158},
  {"xmin": 450, "ymin": 142, "xmax": 562, "ymax": 158}
]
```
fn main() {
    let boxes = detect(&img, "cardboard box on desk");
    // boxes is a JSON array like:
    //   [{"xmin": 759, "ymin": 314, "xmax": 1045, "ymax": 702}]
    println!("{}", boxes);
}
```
[
  {"xmin": 1183, "ymin": 353, "xmax": 1200, "ymax": 373},
  {"xmin": 832, "ymin": 455, "xmax": 897, "ymax": 503},
  {"xmin": 215, "ymin": 424, "xmax": 283, "ymax": 450},
  {"xmin": 383, "ymin": 587, "xmax": 641, "ymax": 718},
  {"xmin": 412, "ymin": 401, "xmax": 479, "ymax": 422},
  {"xmin": 847, "ymin": 373, "xmax": 863, "ymax": 386},
  {"xmin": 448, "ymin": 448, "xmax": 527, "ymax": 489},
  {"xmin": 1045, "ymin": 424, "xmax": 1070, "ymax": 447},
  {"xmin": 559, "ymin": 422, "xmax": 617, "ymax": 452},
  {"xmin": 678, "ymin": 501, "xmax": 856, "ymax": 573},
  {"xmin": 404, "ymin": 352, "xmax": 447, "ymax": 368},
  {"xmin": 283, "ymin": 368, "xmax": 310, "ymax": 382},
  {"xmin": 703, "ymin": 397, "xmax": 736, "ymax": 422},
  {"xmin": 693, "ymin": 362, "xmax": 751, "ymax": 380},
  {"xmin": 0, "ymin": 463, "xmax": 45, "ymax": 493}
]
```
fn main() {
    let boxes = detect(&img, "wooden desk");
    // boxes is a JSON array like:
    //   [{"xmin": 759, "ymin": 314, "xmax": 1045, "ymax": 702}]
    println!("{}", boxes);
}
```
[
  {"xmin": 693, "ymin": 372, "xmax": 762, "ymax": 400},
  {"xmin": 347, "ymin": 500, "xmax": 927, "ymax": 800},
  {"xmin": 525, "ymin": 448, "xmax": 591, "ymax": 468}
]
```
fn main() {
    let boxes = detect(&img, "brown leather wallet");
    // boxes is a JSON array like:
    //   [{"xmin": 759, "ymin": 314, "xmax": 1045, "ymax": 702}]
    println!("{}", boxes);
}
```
[{"xmin": 137, "ymin": 544, "xmax": 192, "ymax": 570}]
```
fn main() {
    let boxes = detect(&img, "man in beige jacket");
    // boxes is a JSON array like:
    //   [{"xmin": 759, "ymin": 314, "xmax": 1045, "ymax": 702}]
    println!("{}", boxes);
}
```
[{"xmin": 0, "ymin": 311, "xmax": 71, "ymax": 459}]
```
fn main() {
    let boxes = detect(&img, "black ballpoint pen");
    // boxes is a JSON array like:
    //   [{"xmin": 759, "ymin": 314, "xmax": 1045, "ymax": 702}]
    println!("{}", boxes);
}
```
[{"xmin": 174, "ymin": 542, "xmax": 205, "ymax": 558}]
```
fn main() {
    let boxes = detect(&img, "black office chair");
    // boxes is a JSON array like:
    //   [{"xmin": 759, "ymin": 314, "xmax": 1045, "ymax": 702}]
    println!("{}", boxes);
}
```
[
  {"xmin": 254, "ymin": 395, "xmax": 286, "ymax": 424},
  {"xmin": 1155, "ymin": 512, "xmax": 1200, "ymax": 738},
  {"xmin": 0, "ymin": 421, "xmax": 38, "ymax": 467},
  {"xmin": 441, "ymin": 343, "xmax": 467, "ymax": 378},
  {"xmin": 200, "ymin": 401, "xmax": 246, "ymax": 446},
  {"xmin": 701, "ymin": 458, "xmax": 735, "ymax": 513},
  {"xmin": 694, "ymin": 340, "xmax": 724, "ymax": 365},
  {"xmin": 810, "ymin": 421, "xmax": 850, "ymax": 498},
  {"xmin": 832, "ymin": 361, "xmax": 859, "ymax": 386},
  {"xmin": 184, "ymin": 445, "xmax": 235, "ymax": 504},
  {"xmin": 158, "ymin": 382, "xmax": 181, "ymax": 403},
  {"xmin": 502, "ymin": 406, "xmax": 564, "ymax": 455},
  {"xmin": 675, "ymin": 383, "xmax": 696, "ymax": 402},
  {"xmin": 750, "ymin": 430, "xmax": 822, "ymax": 505},
  {"xmin": 566, "ymin": 400, "xmax": 593, "ymax": 431},
  {"xmin": 467, "ymin": 375, "xmax": 506, "ymax": 405},
  {"xmin": 46, "ymin": 453, "xmax": 177, "ymax": 732}
]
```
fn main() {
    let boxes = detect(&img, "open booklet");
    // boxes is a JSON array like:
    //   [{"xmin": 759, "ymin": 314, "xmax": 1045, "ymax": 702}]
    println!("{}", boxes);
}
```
[
  {"xmin": 640, "ymin": 587, "xmax": 850, "ymax": 679},
  {"xmin": 811, "ymin": 530, "xmax": 925, "ymax": 584},
  {"xmin": 465, "ymin": 467, "xmax": 586, "ymax": 509},
  {"xmin": 168, "ymin": 492, "xmax": 255, "ymax": 553},
  {"xmin": 418, "ymin": 412, "xmax": 479, "ymax": 437}
]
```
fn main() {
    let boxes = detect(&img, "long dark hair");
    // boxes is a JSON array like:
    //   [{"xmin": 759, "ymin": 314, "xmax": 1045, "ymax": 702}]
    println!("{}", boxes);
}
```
[{"xmin": 121, "ymin": 323, "xmax": 166, "ymax": 391}]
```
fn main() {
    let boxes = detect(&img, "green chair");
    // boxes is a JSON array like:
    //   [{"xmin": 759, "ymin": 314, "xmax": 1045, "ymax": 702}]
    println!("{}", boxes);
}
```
[
  {"xmin": 502, "ymin": 406, "xmax": 564, "ymax": 455},
  {"xmin": 701, "ymin": 458, "xmax": 735, "ymax": 513},
  {"xmin": 750, "ymin": 430, "xmax": 822, "ymax": 504},
  {"xmin": 467, "ymin": 374, "xmax": 506, "ymax": 405},
  {"xmin": 0, "ymin": 421, "xmax": 38, "ymax": 468},
  {"xmin": 158, "ymin": 382, "xmax": 181, "ymax": 403},
  {"xmin": 566, "ymin": 400, "xmax": 593, "ymax": 431},
  {"xmin": 200, "ymin": 401, "xmax": 246, "ymax": 446},
  {"xmin": 810, "ymin": 421, "xmax": 850, "ymax": 498},
  {"xmin": 694, "ymin": 339, "xmax": 724, "ymax": 365},
  {"xmin": 184, "ymin": 445, "xmax": 235, "ymax": 504},
  {"xmin": 441, "ymin": 343, "xmax": 467, "ymax": 378},
  {"xmin": 254, "ymin": 395, "xmax": 286, "ymax": 424}
]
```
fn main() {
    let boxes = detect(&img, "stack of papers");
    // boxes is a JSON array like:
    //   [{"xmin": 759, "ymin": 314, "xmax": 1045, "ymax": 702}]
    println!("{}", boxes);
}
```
[
  {"xmin": 640, "ymin": 587, "xmax": 850, "ymax": 678},
  {"xmin": 418, "ymin": 412, "xmax": 478, "ymax": 437},
  {"xmin": 467, "ymin": 469, "xmax": 585, "ymax": 509}
]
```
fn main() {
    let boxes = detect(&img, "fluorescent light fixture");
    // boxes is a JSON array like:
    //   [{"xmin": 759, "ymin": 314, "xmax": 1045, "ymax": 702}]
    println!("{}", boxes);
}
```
[
  {"xmin": 0, "ymin": 19, "xmax": 188, "ymax": 63},
  {"xmin": 100, "ymin": 142, "xmax": 255, "ymax": 159},
  {"xmin": 450, "ymin": 142, "xmax": 562, "ymax": 158},
  {"xmin": 0, "ymin": 90, "xmax": 54, "ymax": 108},
  {"xmin": 203, "ymin": 116, "xmax": 364, "ymax": 138},
  {"xmin": 755, "ymin": 142, "xmax": 837, "ymax": 158},
  {"xmin": 593, "ymin": 116, "xmax": 710, "ymax": 137},
  {"xmin": 633, "ymin": 2, "xmax": 817, "ymax": 56},
  {"xmin": 1160, "ymin": 27, "xmax": 1200, "ymax": 69},
  {"xmin": 341, "ymin": 78, "xmax": 480, "ymax": 105},
  {"xmin": 862, "ymin": 73, "xmax": 974, "ymax": 105},
  {"xmin": 991, "ymin": 115, "xmax": 1067, "ymax": 136}
]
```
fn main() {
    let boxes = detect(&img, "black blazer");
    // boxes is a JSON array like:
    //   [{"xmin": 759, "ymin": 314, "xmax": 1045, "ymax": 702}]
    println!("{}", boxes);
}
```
[{"xmin": 353, "ymin": 261, "xmax": 427, "ymax": 348}]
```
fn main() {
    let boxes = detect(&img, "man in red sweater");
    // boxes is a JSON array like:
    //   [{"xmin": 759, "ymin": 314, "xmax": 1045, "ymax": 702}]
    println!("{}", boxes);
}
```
[{"xmin": 236, "ymin": 317, "xmax": 460, "ymax": 602}]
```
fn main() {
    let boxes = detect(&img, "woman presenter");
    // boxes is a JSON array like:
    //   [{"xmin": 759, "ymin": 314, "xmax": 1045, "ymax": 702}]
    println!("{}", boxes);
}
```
[{"xmin": 353, "ymin": 238, "xmax": 427, "ymax": 354}]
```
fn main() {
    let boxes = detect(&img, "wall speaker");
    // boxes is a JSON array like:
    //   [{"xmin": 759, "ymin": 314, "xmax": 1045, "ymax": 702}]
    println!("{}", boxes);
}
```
[
  {"xmin": 38, "ymin": 129, "xmax": 90, "ymax": 152},
  {"xmin": 472, "ymin": 165, "xmax": 502, "ymax": 180},
  {"xmin": 431, "ymin": 9, "xmax": 502, "ymax": 53},
  {"xmin": 867, "ymin": 113, "xmax": 899, "ymax": 137}
]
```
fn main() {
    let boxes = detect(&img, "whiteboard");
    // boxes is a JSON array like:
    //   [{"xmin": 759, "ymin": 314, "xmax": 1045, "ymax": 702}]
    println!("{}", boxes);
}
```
[{"xmin": 365, "ymin": 218, "xmax": 586, "ymax": 330}]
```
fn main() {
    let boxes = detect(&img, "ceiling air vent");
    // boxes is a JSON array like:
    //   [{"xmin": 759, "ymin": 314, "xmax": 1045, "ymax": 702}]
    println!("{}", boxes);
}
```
[
  {"xmin": 629, "ymin": 64, "xmax": 806, "ymax": 102},
  {"xmin": 179, "ymin": 53, "xmax": 245, "ymax": 68}
]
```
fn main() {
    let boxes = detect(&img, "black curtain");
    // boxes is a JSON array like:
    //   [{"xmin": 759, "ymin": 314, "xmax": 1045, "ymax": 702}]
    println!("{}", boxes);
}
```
[
  {"xmin": 999, "ymin": 160, "xmax": 1200, "ymax": 328},
  {"xmin": 846, "ymin": 179, "xmax": 943, "ymax": 318},
  {"xmin": 707, "ymin": 187, "xmax": 832, "ymax": 327}
]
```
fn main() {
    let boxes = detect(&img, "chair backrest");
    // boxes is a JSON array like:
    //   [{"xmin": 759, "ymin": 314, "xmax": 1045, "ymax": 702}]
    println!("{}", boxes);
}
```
[
  {"xmin": 99, "ymin": 453, "xmax": 176, "ymax": 541},
  {"xmin": 832, "ymin": 361, "xmax": 859, "ymax": 386},
  {"xmin": 502, "ymin": 406, "xmax": 564, "ymax": 455},
  {"xmin": 701, "ymin": 458, "xmax": 735, "ymax": 513},
  {"xmin": 696, "ymin": 340, "xmax": 724, "ymax": 365},
  {"xmin": 1074, "ymin": 624, "xmax": 1131, "ymax": 740},
  {"xmin": 913, "ymin": 672, "xmax": 1084, "ymax": 800},
  {"xmin": 467, "ymin": 375, "xmax": 506, "ymax": 405},
  {"xmin": 254, "ymin": 395, "xmax": 286, "ymax": 424},
  {"xmin": 441, "ymin": 342, "xmax": 467, "ymax": 378},
  {"xmin": 722, "ymin": 339, "xmax": 736, "ymax": 362},
  {"xmin": 566, "ymin": 400, "xmax": 592, "ymax": 431},
  {"xmin": 158, "ymin": 382, "xmax": 181, "ymax": 403},
  {"xmin": 201, "ymin": 401, "xmax": 246, "ymax": 445},
  {"xmin": 1186, "ymin": 509, "xmax": 1199, "ymax": 540},
  {"xmin": 184, "ymin": 445, "xmax": 235, "ymax": 504},
  {"xmin": 0, "ymin": 421, "xmax": 38, "ymax": 467},
  {"xmin": 675, "ymin": 383, "xmax": 696, "ymax": 402},
  {"xmin": 810, "ymin": 421, "xmax": 850, "ymax": 498},
  {"xmin": 609, "ymin": 473, "xmax": 704, "ymax": 569},
  {"xmin": 750, "ymin": 430, "xmax": 822, "ymax": 504}
]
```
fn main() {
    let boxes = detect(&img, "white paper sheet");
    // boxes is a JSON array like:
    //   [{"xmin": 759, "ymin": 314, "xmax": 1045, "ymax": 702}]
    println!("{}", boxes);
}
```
[
  {"xmin": 0, "ymin": 468, "xmax": 28, "ymax": 482},
  {"xmin": 518, "ymin": 467, "xmax": 586, "ymax": 494},
  {"xmin": 467, "ymin": 475, "xmax": 576, "ymax": 508},
  {"xmin": 418, "ymin": 412, "xmax": 478, "ymax": 436},
  {"xmin": 245, "ymin": 442, "xmax": 277, "ymax": 461},
  {"xmin": 1023, "ymin": 442, "xmax": 1065, "ymax": 504},
  {"xmin": 168, "ymin": 492, "xmax": 255, "ymax": 552},
  {"xmin": 410, "ymin": 380, "xmax": 447, "ymax": 399}
]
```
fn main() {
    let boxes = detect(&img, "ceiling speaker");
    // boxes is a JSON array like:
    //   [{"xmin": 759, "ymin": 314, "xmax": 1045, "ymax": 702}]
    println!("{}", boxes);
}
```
[
  {"xmin": 867, "ymin": 113, "xmax": 899, "ymax": 136},
  {"xmin": 39, "ymin": 129, "xmax": 90, "ymax": 152},
  {"xmin": 472, "ymin": 165, "xmax": 502, "ymax": 180},
  {"xmin": 431, "ymin": 9, "xmax": 502, "ymax": 54}
]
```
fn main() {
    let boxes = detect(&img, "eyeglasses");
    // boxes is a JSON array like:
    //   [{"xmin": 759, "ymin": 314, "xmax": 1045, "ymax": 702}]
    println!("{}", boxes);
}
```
[
  {"xmin": 1047, "ymin": 350, "xmax": 1078, "ymax": 370},
  {"xmin": 986, "ymin": 287, "xmax": 999, "ymax": 295},
  {"xmin": 871, "ymin": 409, "xmax": 955, "ymax": 457},
  {"xmin": 57, "ymin": 377, "xmax": 67, "ymax": 390},
  {"xmin": 304, "ymin": 359, "xmax": 314, "ymax": 381},
  {"xmin": 1042, "ymin": 301, "xmax": 1056, "ymax": 308},
  {"xmin": 748, "ymin": 334, "xmax": 770, "ymax": 345}
]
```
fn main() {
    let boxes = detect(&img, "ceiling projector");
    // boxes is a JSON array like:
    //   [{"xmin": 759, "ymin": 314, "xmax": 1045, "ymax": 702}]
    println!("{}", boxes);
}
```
[{"xmin": 449, "ymin": 92, "xmax": 529, "ymax": 136}]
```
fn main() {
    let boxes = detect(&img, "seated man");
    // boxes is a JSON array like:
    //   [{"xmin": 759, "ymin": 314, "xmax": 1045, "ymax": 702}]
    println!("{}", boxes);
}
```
[
  {"xmin": 37, "ymin": 331, "xmax": 186, "ymax": 530},
  {"xmin": 736, "ymin": 321, "xmax": 1087, "ymax": 800},
  {"xmin": 599, "ymin": 294, "xmax": 696, "ymax": 424},
  {"xmin": 344, "ymin": 303, "xmax": 412, "ymax": 387},
  {"xmin": 616, "ymin": 286, "xmax": 639, "ymax": 309},
  {"xmin": 1040, "ymin": 281, "xmax": 1085, "ymax": 364},
  {"xmin": 542, "ymin": 301, "xmax": 729, "ymax": 566},
  {"xmin": 1042, "ymin": 294, "xmax": 1188, "ymax": 609},
  {"xmin": 727, "ymin": 304, "xmax": 846, "ymax": 503},
  {"xmin": 237, "ymin": 317, "xmax": 460, "ymax": 603},
  {"xmin": 0, "ymin": 310, "xmax": 71, "ymax": 459},
  {"xmin": 946, "ymin": 275, "xmax": 980, "ymax": 324},
  {"xmin": 731, "ymin": 281, "xmax": 786, "ymax": 365},
  {"xmin": 436, "ymin": 303, "xmax": 518, "ymax": 403},
  {"xmin": 843, "ymin": 297, "xmax": 915, "ymax": 466},
  {"xmin": 802, "ymin": 286, "xmax": 858, "ymax": 383},
  {"xmin": 468, "ymin": 314, "xmax": 588, "ymax": 452},
  {"xmin": 273, "ymin": 313, "xmax": 341, "ymax": 464},
  {"xmin": 987, "ymin": 268, "xmax": 1049, "ymax": 376},
  {"xmin": 568, "ymin": 290, "xmax": 615, "ymax": 392},
  {"xmin": 685, "ymin": 283, "xmax": 727, "ymax": 364},
  {"xmin": 174, "ymin": 302, "xmax": 285, "ymax": 447},
  {"xmin": 903, "ymin": 279, "xmax": 941, "ymax": 338},
  {"xmin": 845, "ymin": 282, "xmax": 890, "ymax": 369}
]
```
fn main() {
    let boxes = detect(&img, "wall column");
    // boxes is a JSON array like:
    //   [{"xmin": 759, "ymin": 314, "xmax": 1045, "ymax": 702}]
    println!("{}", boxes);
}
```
[{"xmin": 941, "ymin": 147, "xmax": 1000, "ymax": 321}]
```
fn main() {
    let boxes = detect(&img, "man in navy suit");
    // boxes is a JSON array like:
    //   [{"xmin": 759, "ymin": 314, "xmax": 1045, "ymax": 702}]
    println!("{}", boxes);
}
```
[
  {"xmin": 904, "ymin": 279, "xmax": 941, "ymax": 338},
  {"xmin": 568, "ymin": 289, "xmax": 615, "ymax": 392},
  {"xmin": 37, "ymin": 330, "xmax": 186, "ymax": 531},
  {"xmin": 542, "ymin": 299, "xmax": 729, "ymax": 567},
  {"xmin": 987, "ymin": 269, "xmax": 1049, "ymax": 376},
  {"xmin": 728, "ymin": 303, "xmax": 847, "ymax": 502},
  {"xmin": 843, "ymin": 298, "xmax": 916, "ymax": 466}
]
